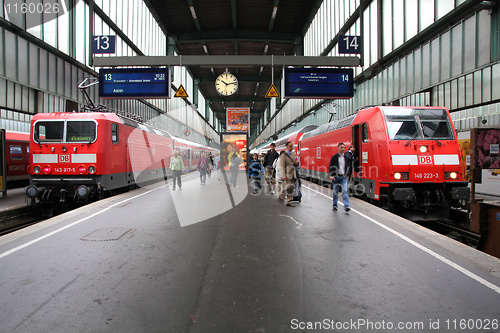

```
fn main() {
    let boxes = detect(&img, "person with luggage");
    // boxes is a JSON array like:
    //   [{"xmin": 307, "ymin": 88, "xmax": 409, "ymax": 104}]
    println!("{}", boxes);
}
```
[
  {"xmin": 248, "ymin": 153, "xmax": 264, "ymax": 194},
  {"xmin": 328, "ymin": 142, "xmax": 353, "ymax": 212},
  {"xmin": 280, "ymin": 141, "xmax": 299, "ymax": 207},
  {"xmin": 273, "ymin": 151, "xmax": 285, "ymax": 199},
  {"xmin": 263, "ymin": 143, "xmax": 280, "ymax": 194}
]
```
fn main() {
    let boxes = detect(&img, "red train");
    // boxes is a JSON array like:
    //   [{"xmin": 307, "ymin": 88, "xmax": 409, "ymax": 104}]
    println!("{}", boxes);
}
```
[
  {"xmin": 298, "ymin": 106, "xmax": 470, "ymax": 219},
  {"xmin": 25, "ymin": 112, "xmax": 216, "ymax": 215}
]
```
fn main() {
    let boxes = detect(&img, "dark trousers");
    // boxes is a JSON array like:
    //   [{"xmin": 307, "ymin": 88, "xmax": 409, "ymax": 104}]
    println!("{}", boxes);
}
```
[{"xmin": 172, "ymin": 170, "xmax": 182, "ymax": 188}]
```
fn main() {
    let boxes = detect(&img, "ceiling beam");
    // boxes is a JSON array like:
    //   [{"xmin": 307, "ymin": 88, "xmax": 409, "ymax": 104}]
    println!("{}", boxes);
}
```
[
  {"xmin": 172, "ymin": 30, "xmax": 301, "ymax": 44},
  {"xmin": 93, "ymin": 55, "xmax": 361, "ymax": 67},
  {"xmin": 209, "ymin": 97, "xmax": 267, "ymax": 103}
]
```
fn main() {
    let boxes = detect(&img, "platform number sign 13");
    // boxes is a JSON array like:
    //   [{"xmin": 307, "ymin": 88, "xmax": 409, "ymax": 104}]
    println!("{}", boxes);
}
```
[
  {"xmin": 93, "ymin": 35, "xmax": 116, "ymax": 54},
  {"xmin": 338, "ymin": 35, "xmax": 362, "ymax": 54}
]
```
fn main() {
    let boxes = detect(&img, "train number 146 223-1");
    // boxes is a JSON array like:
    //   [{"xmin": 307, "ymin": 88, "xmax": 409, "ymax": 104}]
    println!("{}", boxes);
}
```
[{"xmin": 414, "ymin": 172, "xmax": 439, "ymax": 179}]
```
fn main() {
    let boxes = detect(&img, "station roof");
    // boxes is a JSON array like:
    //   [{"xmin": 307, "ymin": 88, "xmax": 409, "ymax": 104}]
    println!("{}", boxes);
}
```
[{"xmin": 144, "ymin": 0, "xmax": 323, "ymax": 134}]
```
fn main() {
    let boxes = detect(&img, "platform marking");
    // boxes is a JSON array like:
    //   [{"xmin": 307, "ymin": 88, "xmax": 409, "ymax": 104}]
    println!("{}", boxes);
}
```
[
  {"xmin": 279, "ymin": 214, "xmax": 303, "ymax": 230},
  {"xmin": 0, "ymin": 188, "xmax": 161, "ymax": 260},
  {"xmin": 303, "ymin": 185, "xmax": 500, "ymax": 295}
]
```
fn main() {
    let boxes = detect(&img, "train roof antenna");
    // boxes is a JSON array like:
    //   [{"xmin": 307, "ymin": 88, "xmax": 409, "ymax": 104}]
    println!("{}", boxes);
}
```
[{"xmin": 77, "ymin": 78, "xmax": 107, "ymax": 112}]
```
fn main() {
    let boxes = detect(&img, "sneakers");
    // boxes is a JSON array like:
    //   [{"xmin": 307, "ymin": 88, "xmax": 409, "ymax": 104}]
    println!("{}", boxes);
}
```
[
  {"xmin": 333, "ymin": 207, "xmax": 338, "ymax": 211},
  {"xmin": 286, "ymin": 203, "xmax": 295, "ymax": 207},
  {"xmin": 172, "ymin": 187, "xmax": 176, "ymax": 190},
  {"xmin": 345, "ymin": 207, "xmax": 351, "ymax": 212}
]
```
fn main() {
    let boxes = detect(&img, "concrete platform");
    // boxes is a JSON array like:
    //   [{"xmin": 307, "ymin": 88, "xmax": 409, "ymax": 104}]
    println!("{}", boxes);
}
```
[{"xmin": 0, "ymin": 172, "xmax": 499, "ymax": 332}]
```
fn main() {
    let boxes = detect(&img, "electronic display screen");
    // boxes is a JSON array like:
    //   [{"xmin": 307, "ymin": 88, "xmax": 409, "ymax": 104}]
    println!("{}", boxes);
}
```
[
  {"xmin": 99, "ymin": 68, "xmax": 170, "ymax": 99},
  {"xmin": 283, "ymin": 68, "xmax": 354, "ymax": 99}
]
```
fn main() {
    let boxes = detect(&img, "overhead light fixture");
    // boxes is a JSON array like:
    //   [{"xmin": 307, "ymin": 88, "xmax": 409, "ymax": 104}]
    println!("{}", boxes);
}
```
[
  {"xmin": 271, "ymin": 6, "xmax": 278, "ymax": 19},
  {"xmin": 264, "ymin": 44, "xmax": 269, "ymax": 53},
  {"xmin": 202, "ymin": 45, "xmax": 208, "ymax": 54},
  {"xmin": 189, "ymin": 5, "xmax": 197, "ymax": 19}
]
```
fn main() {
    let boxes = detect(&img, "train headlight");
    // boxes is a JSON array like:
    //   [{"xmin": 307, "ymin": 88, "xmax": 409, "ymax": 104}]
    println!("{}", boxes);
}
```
[
  {"xmin": 33, "ymin": 166, "xmax": 41, "ymax": 174},
  {"xmin": 43, "ymin": 166, "xmax": 52, "ymax": 174},
  {"xmin": 78, "ymin": 165, "xmax": 87, "ymax": 174},
  {"xmin": 88, "ymin": 165, "xmax": 96, "ymax": 174},
  {"xmin": 394, "ymin": 172, "xmax": 409, "ymax": 180},
  {"xmin": 419, "ymin": 145, "xmax": 428, "ymax": 153},
  {"xmin": 445, "ymin": 171, "xmax": 459, "ymax": 180}
]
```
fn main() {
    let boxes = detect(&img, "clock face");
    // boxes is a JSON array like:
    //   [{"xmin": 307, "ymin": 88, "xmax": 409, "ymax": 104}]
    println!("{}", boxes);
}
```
[{"xmin": 215, "ymin": 72, "xmax": 238, "ymax": 96}]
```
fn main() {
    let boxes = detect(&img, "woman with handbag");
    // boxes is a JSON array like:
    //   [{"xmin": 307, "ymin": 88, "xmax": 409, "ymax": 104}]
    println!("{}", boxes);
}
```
[{"xmin": 228, "ymin": 147, "xmax": 242, "ymax": 187}]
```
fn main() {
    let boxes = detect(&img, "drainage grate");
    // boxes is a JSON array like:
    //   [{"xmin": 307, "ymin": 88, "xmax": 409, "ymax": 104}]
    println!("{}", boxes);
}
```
[{"xmin": 81, "ymin": 228, "xmax": 133, "ymax": 241}]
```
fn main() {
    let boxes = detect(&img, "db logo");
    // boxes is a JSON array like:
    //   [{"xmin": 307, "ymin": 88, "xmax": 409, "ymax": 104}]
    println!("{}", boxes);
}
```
[
  {"xmin": 418, "ymin": 155, "xmax": 433, "ymax": 165},
  {"xmin": 59, "ymin": 155, "xmax": 70, "ymax": 163}
]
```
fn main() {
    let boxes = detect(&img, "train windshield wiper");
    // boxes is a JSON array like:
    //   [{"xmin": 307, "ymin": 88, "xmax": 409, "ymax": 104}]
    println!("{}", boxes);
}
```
[
  {"xmin": 404, "ymin": 131, "xmax": 420, "ymax": 146},
  {"xmin": 433, "ymin": 139, "xmax": 442, "ymax": 146}
]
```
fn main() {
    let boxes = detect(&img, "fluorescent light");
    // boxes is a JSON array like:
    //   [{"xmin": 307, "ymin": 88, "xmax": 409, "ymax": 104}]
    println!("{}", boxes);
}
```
[
  {"xmin": 189, "ymin": 5, "xmax": 197, "ymax": 19},
  {"xmin": 271, "ymin": 6, "xmax": 278, "ymax": 19}
]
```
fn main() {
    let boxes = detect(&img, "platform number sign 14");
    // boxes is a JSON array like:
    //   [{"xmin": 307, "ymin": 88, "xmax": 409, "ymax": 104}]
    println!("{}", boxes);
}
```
[
  {"xmin": 338, "ymin": 35, "xmax": 362, "ymax": 54},
  {"xmin": 93, "ymin": 35, "xmax": 116, "ymax": 54}
]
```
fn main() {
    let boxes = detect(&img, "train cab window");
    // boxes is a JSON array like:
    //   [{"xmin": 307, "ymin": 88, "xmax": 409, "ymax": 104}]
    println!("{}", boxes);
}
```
[
  {"xmin": 10, "ymin": 146, "xmax": 23, "ymax": 160},
  {"xmin": 34, "ymin": 121, "xmax": 64, "ymax": 143},
  {"xmin": 66, "ymin": 121, "xmax": 97, "ymax": 143},
  {"xmin": 420, "ymin": 110, "xmax": 454, "ymax": 139},
  {"xmin": 362, "ymin": 123, "xmax": 369, "ymax": 143},
  {"xmin": 112, "ymin": 124, "xmax": 119, "ymax": 144}
]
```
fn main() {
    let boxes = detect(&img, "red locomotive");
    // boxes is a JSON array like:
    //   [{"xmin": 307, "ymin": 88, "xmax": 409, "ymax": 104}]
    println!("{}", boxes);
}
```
[
  {"xmin": 298, "ymin": 106, "xmax": 470, "ymax": 219},
  {"xmin": 25, "ymin": 111, "xmax": 216, "ymax": 216}
]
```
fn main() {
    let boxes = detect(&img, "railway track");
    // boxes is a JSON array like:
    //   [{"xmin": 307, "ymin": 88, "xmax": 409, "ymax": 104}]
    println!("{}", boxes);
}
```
[
  {"xmin": 0, "ymin": 206, "xmax": 44, "ymax": 236},
  {"xmin": 414, "ymin": 209, "xmax": 480, "ymax": 248}
]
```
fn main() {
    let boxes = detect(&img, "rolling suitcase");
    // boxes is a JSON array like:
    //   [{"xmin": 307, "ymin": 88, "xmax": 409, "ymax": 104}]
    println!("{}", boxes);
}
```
[{"xmin": 292, "ymin": 178, "xmax": 302, "ymax": 202}]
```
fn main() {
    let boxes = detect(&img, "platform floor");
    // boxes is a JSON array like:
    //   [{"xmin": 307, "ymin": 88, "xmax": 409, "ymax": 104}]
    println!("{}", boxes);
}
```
[{"xmin": 0, "ymin": 171, "xmax": 499, "ymax": 332}]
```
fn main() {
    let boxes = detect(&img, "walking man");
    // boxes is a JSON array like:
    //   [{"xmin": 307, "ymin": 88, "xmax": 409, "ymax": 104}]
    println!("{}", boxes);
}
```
[
  {"xmin": 280, "ymin": 141, "xmax": 299, "ymax": 207},
  {"xmin": 328, "ymin": 142, "xmax": 353, "ymax": 212},
  {"xmin": 263, "ymin": 143, "xmax": 280, "ymax": 194}
]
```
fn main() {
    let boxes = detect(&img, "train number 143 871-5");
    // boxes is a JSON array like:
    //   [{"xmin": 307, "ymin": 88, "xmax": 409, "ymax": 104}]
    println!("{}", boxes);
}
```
[{"xmin": 414, "ymin": 172, "xmax": 439, "ymax": 179}]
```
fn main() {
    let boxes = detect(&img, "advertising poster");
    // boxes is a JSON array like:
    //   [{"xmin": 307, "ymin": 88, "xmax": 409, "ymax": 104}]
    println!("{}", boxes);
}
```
[
  {"xmin": 226, "ymin": 107, "xmax": 250, "ymax": 133},
  {"xmin": 476, "ymin": 128, "xmax": 500, "ymax": 169},
  {"xmin": 221, "ymin": 133, "xmax": 248, "ymax": 171},
  {"xmin": 458, "ymin": 130, "xmax": 500, "ymax": 197}
]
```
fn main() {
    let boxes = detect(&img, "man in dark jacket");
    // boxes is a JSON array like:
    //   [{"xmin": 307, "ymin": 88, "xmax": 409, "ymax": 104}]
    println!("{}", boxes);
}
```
[
  {"xmin": 328, "ymin": 142, "xmax": 353, "ymax": 212},
  {"xmin": 263, "ymin": 143, "xmax": 280, "ymax": 194}
]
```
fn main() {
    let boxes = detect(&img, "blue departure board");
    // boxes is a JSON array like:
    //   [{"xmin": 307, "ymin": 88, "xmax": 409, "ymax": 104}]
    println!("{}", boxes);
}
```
[
  {"xmin": 99, "ymin": 68, "xmax": 170, "ymax": 99},
  {"xmin": 282, "ymin": 68, "xmax": 354, "ymax": 99}
]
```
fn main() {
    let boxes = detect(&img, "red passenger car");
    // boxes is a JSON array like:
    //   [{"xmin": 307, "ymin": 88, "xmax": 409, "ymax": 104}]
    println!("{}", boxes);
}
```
[
  {"xmin": 298, "ymin": 106, "xmax": 470, "ymax": 219},
  {"xmin": 25, "ymin": 112, "xmax": 174, "ymax": 215},
  {"xmin": 5, "ymin": 131, "xmax": 30, "ymax": 184}
]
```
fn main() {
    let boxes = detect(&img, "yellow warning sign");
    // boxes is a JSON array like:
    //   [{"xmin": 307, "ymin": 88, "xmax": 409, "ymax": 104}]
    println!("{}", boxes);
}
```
[
  {"xmin": 265, "ymin": 84, "xmax": 280, "ymax": 98},
  {"xmin": 175, "ymin": 84, "xmax": 189, "ymax": 98}
]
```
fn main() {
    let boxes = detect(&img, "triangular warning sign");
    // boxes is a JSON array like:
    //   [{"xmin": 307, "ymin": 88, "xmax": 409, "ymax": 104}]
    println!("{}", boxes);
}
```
[
  {"xmin": 175, "ymin": 84, "xmax": 189, "ymax": 98},
  {"xmin": 265, "ymin": 84, "xmax": 280, "ymax": 98}
]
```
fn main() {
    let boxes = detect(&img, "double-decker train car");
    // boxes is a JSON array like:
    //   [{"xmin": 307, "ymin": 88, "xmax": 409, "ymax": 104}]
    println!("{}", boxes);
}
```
[
  {"xmin": 25, "ymin": 112, "xmax": 174, "ymax": 215},
  {"xmin": 172, "ymin": 136, "xmax": 218, "ymax": 172},
  {"xmin": 299, "ymin": 106, "xmax": 470, "ymax": 219},
  {"xmin": 5, "ymin": 131, "xmax": 30, "ymax": 185},
  {"xmin": 273, "ymin": 125, "xmax": 318, "ymax": 153}
]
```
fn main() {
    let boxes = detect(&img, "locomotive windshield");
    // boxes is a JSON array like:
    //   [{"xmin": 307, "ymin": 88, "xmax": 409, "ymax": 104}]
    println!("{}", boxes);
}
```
[
  {"xmin": 384, "ymin": 108, "xmax": 455, "ymax": 141},
  {"xmin": 34, "ymin": 120, "xmax": 97, "ymax": 143}
]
